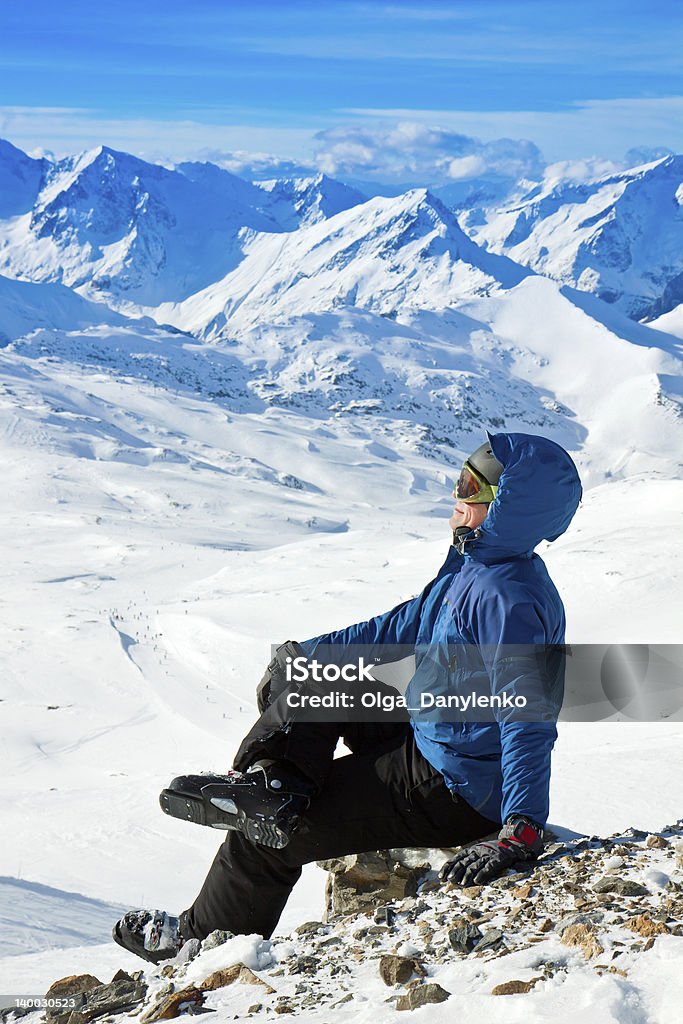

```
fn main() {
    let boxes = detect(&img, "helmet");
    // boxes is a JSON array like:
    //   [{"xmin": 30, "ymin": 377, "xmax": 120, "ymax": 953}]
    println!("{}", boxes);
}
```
[
  {"xmin": 468, "ymin": 439, "xmax": 503, "ymax": 488},
  {"xmin": 454, "ymin": 439, "xmax": 504, "ymax": 504}
]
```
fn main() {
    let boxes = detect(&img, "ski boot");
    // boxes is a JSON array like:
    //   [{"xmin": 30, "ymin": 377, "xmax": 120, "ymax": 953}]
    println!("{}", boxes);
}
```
[
  {"xmin": 112, "ymin": 908, "xmax": 183, "ymax": 964},
  {"xmin": 159, "ymin": 759, "xmax": 316, "ymax": 850}
]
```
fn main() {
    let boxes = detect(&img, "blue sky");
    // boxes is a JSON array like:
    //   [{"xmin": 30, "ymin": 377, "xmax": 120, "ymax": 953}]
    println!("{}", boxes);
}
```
[{"xmin": 1, "ymin": 0, "xmax": 681, "ymax": 179}]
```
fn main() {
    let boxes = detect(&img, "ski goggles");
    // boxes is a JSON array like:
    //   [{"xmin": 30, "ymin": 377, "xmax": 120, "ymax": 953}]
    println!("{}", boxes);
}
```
[{"xmin": 453, "ymin": 461, "xmax": 498, "ymax": 504}]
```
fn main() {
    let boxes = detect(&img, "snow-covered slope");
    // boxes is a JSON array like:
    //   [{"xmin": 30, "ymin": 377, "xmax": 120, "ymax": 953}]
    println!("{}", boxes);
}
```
[
  {"xmin": 0, "ymin": 273, "xmax": 128, "ymax": 345},
  {"xmin": 152, "ymin": 189, "xmax": 530, "ymax": 337},
  {"xmin": 0, "ymin": 145, "xmax": 283, "ymax": 306},
  {"xmin": 0, "ymin": 143, "xmax": 368, "ymax": 313},
  {"xmin": 650, "ymin": 302, "xmax": 683, "ymax": 340},
  {"xmin": 471, "ymin": 156, "xmax": 683, "ymax": 321},
  {"xmin": 1, "ymin": 308, "xmax": 682, "ymax": 992},
  {"xmin": 174, "ymin": 165, "xmax": 366, "ymax": 231}
]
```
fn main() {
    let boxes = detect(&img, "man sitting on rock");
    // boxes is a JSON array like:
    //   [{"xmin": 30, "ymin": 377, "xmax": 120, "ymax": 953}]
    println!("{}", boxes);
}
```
[{"xmin": 114, "ymin": 431, "xmax": 582, "ymax": 963}]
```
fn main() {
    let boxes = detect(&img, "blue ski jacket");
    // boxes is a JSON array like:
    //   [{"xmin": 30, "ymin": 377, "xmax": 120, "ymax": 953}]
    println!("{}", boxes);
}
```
[{"xmin": 301, "ymin": 432, "xmax": 582, "ymax": 828}]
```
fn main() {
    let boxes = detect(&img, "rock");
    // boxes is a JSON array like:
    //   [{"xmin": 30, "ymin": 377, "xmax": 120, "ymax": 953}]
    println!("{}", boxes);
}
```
[
  {"xmin": 374, "ymin": 906, "xmax": 396, "ymax": 926},
  {"xmin": 295, "ymin": 920, "xmax": 325, "ymax": 936},
  {"xmin": 461, "ymin": 885, "xmax": 483, "ymax": 899},
  {"xmin": 60, "ymin": 977, "xmax": 148, "ymax": 1024},
  {"xmin": 109, "ymin": 970, "xmax": 132, "ymax": 984},
  {"xmin": 646, "ymin": 835, "xmax": 669, "ymax": 849},
  {"xmin": 674, "ymin": 843, "xmax": 683, "ymax": 870},
  {"xmin": 491, "ymin": 978, "xmax": 540, "ymax": 995},
  {"xmin": 289, "ymin": 955, "xmax": 320, "ymax": 974},
  {"xmin": 247, "ymin": 1004, "xmax": 263, "ymax": 1014},
  {"xmin": 618, "ymin": 829, "xmax": 647, "ymax": 842},
  {"xmin": 201, "ymin": 929, "xmax": 234, "ymax": 950},
  {"xmin": 378, "ymin": 955, "xmax": 417, "ymax": 986},
  {"xmin": 592, "ymin": 877, "xmax": 649, "ymax": 896},
  {"xmin": 173, "ymin": 938, "xmax": 201, "ymax": 963},
  {"xmin": 475, "ymin": 928, "xmax": 504, "ymax": 951},
  {"xmin": 396, "ymin": 983, "xmax": 450, "ymax": 1010},
  {"xmin": 488, "ymin": 876, "xmax": 513, "ymax": 890},
  {"xmin": 538, "ymin": 918, "xmax": 553, "ymax": 933},
  {"xmin": 42, "ymin": 975, "xmax": 107, "ymax": 1024},
  {"xmin": 561, "ymin": 923, "xmax": 604, "ymax": 959},
  {"xmin": 625, "ymin": 914, "xmax": 669, "ymax": 938},
  {"xmin": 318, "ymin": 851, "xmax": 428, "ymax": 917},
  {"xmin": 45, "ymin": 976, "xmax": 102, "ymax": 1005},
  {"xmin": 615, "ymin": 880, "xmax": 650, "ymax": 896},
  {"xmin": 200, "ymin": 963, "xmax": 275, "ymax": 994},
  {"xmin": 143, "ymin": 987, "xmax": 204, "ymax": 1022},
  {"xmin": 448, "ymin": 923, "xmax": 482, "ymax": 953},
  {"xmin": 512, "ymin": 883, "xmax": 533, "ymax": 899}
]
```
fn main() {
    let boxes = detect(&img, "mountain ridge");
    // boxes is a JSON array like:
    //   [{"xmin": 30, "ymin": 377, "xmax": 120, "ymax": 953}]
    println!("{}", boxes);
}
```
[
  {"xmin": 470, "ymin": 155, "xmax": 683, "ymax": 320},
  {"xmin": 151, "ymin": 187, "xmax": 530, "ymax": 338}
]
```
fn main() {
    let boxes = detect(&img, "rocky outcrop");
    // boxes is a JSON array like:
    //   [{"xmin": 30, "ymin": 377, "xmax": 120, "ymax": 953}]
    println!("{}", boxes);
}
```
[
  {"xmin": 44, "ymin": 971, "xmax": 146, "ymax": 1024},
  {"xmin": 317, "ymin": 849, "xmax": 436, "ymax": 916},
  {"xmin": 22, "ymin": 822, "xmax": 683, "ymax": 1020}
]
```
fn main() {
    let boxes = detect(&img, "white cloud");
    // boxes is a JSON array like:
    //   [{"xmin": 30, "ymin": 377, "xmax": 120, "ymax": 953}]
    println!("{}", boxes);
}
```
[
  {"xmin": 542, "ymin": 156, "xmax": 624, "ymax": 184},
  {"xmin": 341, "ymin": 96, "xmax": 683, "ymax": 162},
  {"xmin": 186, "ymin": 148, "xmax": 316, "ymax": 179},
  {"xmin": 312, "ymin": 122, "xmax": 544, "ymax": 184},
  {"xmin": 446, "ymin": 155, "xmax": 487, "ymax": 180},
  {"xmin": 0, "ymin": 101, "xmax": 677, "ymax": 190}
]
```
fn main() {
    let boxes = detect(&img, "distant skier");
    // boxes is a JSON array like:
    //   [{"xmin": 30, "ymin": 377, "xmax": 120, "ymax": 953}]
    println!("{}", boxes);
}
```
[{"xmin": 114, "ymin": 431, "xmax": 582, "ymax": 962}]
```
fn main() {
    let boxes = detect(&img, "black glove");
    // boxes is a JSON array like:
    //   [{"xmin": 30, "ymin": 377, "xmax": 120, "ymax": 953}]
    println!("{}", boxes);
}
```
[
  {"xmin": 440, "ymin": 816, "xmax": 544, "ymax": 886},
  {"xmin": 256, "ymin": 640, "xmax": 308, "ymax": 712}
]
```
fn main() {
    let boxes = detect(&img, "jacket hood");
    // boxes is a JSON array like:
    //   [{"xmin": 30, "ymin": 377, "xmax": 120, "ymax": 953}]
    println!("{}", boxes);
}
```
[{"xmin": 465, "ymin": 432, "xmax": 582, "ymax": 563}]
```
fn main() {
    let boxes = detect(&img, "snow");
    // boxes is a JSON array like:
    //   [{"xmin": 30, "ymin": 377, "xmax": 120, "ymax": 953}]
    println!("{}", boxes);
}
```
[
  {"xmin": 183, "ymin": 935, "xmax": 272, "ymax": 982},
  {"xmin": 0, "ymin": 274, "xmax": 127, "ymax": 344},
  {"xmin": 0, "ymin": 136, "xmax": 681, "ymax": 1020},
  {"xmin": 649, "ymin": 302, "xmax": 683, "ymax": 340},
  {"xmin": 0, "ymin": 152, "xmax": 367, "ymax": 311},
  {"xmin": 148, "ymin": 189, "xmax": 529, "ymax": 336},
  {"xmin": 468, "ymin": 155, "xmax": 683, "ymax": 321}
]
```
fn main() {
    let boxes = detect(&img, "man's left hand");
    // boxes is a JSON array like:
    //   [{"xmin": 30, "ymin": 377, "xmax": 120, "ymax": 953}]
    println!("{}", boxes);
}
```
[{"xmin": 440, "ymin": 816, "xmax": 544, "ymax": 886}]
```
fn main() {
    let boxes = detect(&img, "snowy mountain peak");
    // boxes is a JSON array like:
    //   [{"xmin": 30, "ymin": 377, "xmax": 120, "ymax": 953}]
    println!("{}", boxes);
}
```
[
  {"xmin": 0, "ymin": 137, "xmax": 47, "ymax": 217},
  {"xmin": 2, "ymin": 146, "xmax": 286, "ymax": 305},
  {"xmin": 156, "ymin": 184, "xmax": 529, "ymax": 337},
  {"xmin": 380, "ymin": 186, "xmax": 465, "ymax": 231},
  {"xmin": 472, "ymin": 152, "xmax": 683, "ymax": 320},
  {"xmin": 253, "ymin": 171, "xmax": 367, "ymax": 228},
  {"xmin": 0, "ymin": 136, "xmax": 41, "ymax": 163},
  {"xmin": 174, "ymin": 159, "xmax": 269, "ymax": 209}
]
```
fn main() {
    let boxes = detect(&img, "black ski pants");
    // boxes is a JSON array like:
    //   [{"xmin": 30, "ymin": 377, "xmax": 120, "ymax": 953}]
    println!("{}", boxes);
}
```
[{"xmin": 179, "ymin": 705, "xmax": 499, "ymax": 941}]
